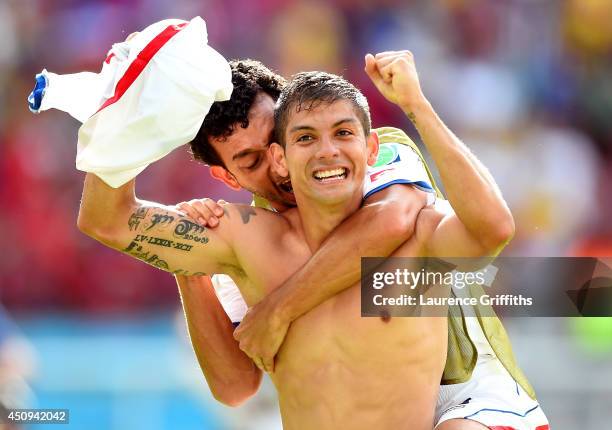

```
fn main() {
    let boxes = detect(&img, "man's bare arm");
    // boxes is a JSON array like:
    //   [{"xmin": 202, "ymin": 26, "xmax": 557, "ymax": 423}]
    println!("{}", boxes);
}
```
[
  {"xmin": 406, "ymin": 99, "xmax": 513, "ymax": 257},
  {"xmin": 268, "ymin": 185, "xmax": 426, "ymax": 321},
  {"xmin": 79, "ymin": 174, "xmax": 264, "ymax": 400},
  {"xmin": 176, "ymin": 275, "xmax": 262, "ymax": 406},
  {"xmin": 365, "ymin": 51, "xmax": 514, "ymax": 257},
  {"xmin": 234, "ymin": 184, "xmax": 427, "ymax": 371},
  {"xmin": 77, "ymin": 173, "xmax": 240, "ymax": 276}
]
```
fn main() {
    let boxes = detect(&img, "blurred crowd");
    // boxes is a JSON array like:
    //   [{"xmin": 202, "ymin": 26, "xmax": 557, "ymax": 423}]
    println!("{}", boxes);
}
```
[{"xmin": 1, "ymin": 0, "xmax": 611, "ymax": 312}]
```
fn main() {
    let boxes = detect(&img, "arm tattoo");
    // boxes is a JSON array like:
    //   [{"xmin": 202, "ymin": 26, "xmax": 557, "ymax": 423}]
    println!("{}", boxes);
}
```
[
  {"xmin": 127, "ymin": 207, "xmax": 210, "ymax": 244},
  {"xmin": 173, "ymin": 219, "xmax": 209, "ymax": 243},
  {"xmin": 123, "ymin": 239, "xmax": 210, "ymax": 274},
  {"xmin": 237, "ymin": 206, "xmax": 257, "ymax": 224},
  {"xmin": 172, "ymin": 269, "xmax": 207, "ymax": 276},
  {"xmin": 407, "ymin": 111, "xmax": 417, "ymax": 125},
  {"xmin": 146, "ymin": 213, "xmax": 175, "ymax": 230},
  {"xmin": 128, "ymin": 207, "xmax": 149, "ymax": 231},
  {"xmin": 122, "ymin": 206, "xmax": 215, "ymax": 274},
  {"xmin": 133, "ymin": 234, "xmax": 193, "ymax": 251},
  {"xmin": 123, "ymin": 240, "xmax": 208, "ymax": 275},
  {"xmin": 123, "ymin": 240, "xmax": 170, "ymax": 270}
]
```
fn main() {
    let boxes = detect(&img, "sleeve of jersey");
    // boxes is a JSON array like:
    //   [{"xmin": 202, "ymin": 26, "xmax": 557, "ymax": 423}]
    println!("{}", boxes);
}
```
[
  {"xmin": 211, "ymin": 274, "xmax": 248, "ymax": 326},
  {"xmin": 363, "ymin": 142, "xmax": 437, "ymax": 204}
]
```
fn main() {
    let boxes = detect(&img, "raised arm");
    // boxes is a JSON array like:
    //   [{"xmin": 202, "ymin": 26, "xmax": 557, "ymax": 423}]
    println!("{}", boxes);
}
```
[
  {"xmin": 363, "ymin": 51, "xmax": 514, "ymax": 258},
  {"xmin": 234, "ymin": 51, "xmax": 514, "ymax": 372},
  {"xmin": 77, "ymin": 173, "xmax": 241, "ymax": 277}
]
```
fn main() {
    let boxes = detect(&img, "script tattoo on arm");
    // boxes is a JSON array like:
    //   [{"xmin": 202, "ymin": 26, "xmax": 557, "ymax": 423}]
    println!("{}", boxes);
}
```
[
  {"xmin": 119, "ymin": 203, "xmax": 249, "ymax": 277},
  {"xmin": 121, "ymin": 206, "xmax": 213, "ymax": 274},
  {"xmin": 123, "ymin": 240, "xmax": 170, "ymax": 270},
  {"xmin": 122, "ymin": 239, "xmax": 207, "ymax": 275},
  {"xmin": 173, "ymin": 219, "xmax": 209, "ymax": 243},
  {"xmin": 146, "ymin": 213, "xmax": 175, "ymax": 231},
  {"xmin": 128, "ymin": 207, "xmax": 149, "ymax": 231},
  {"xmin": 132, "ymin": 234, "xmax": 194, "ymax": 251}
]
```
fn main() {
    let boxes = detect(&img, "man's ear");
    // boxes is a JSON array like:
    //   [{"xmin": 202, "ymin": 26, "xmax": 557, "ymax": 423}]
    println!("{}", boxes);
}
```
[
  {"xmin": 366, "ymin": 131, "xmax": 380, "ymax": 166},
  {"xmin": 209, "ymin": 166, "xmax": 241, "ymax": 191},
  {"xmin": 269, "ymin": 143, "xmax": 289, "ymax": 178}
]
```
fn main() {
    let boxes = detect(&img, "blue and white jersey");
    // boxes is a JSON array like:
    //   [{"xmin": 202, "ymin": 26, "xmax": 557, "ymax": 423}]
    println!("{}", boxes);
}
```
[{"xmin": 364, "ymin": 141, "xmax": 436, "ymax": 204}]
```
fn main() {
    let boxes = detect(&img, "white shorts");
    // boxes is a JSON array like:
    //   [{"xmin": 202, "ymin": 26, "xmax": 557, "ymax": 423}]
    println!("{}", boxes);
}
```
[{"xmin": 435, "ymin": 354, "xmax": 549, "ymax": 430}]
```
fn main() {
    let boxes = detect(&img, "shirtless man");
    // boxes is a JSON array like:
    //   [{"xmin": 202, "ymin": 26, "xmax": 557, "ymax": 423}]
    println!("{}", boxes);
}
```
[
  {"xmin": 174, "ymin": 57, "xmax": 435, "ymax": 400},
  {"xmin": 176, "ymin": 54, "xmax": 548, "ymax": 429},
  {"xmin": 75, "ymin": 48, "xmax": 518, "ymax": 427}
]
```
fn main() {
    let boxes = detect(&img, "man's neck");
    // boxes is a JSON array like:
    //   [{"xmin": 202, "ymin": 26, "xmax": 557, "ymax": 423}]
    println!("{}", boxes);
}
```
[
  {"xmin": 294, "ymin": 192, "xmax": 362, "ymax": 252},
  {"xmin": 270, "ymin": 201, "xmax": 294, "ymax": 213}
]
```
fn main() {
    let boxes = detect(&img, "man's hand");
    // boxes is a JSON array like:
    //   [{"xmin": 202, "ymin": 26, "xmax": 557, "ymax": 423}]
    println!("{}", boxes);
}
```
[
  {"xmin": 175, "ymin": 198, "xmax": 227, "ymax": 227},
  {"xmin": 233, "ymin": 291, "xmax": 290, "ymax": 373},
  {"xmin": 364, "ymin": 51, "xmax": 426, "ymax": 113}
]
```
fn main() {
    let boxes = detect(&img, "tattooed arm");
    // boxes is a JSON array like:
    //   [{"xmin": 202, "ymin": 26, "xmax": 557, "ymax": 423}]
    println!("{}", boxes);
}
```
[
  {"xmin": 77, "ymin": 173, "xmax": 271, "ymax": 403},
  {"xmin": 77, "ymin": 173, "xmax": 243, "ymax": 276}
]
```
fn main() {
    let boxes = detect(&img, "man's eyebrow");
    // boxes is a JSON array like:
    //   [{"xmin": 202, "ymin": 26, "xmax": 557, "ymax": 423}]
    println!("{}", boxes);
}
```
[
  {"xmin": 332, "ymin": 118, "xmax": 358, "ymax": 128},
  {"xmin": 288, "ymin": 118, "xmax": 357, "ymax": 134},
  {"xmin": 289, "ymin": 125, "xmax": 315, "ymax": 134}
]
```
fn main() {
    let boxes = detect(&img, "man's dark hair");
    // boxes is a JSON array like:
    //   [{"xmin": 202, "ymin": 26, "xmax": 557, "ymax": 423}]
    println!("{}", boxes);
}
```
[
  {"xmin": 190, "ymin": 59, "xmax": 286, "ymax": 167},
  {"xmin": 274, "ymin": 71, "xmax": 371, "ymax": 148}
]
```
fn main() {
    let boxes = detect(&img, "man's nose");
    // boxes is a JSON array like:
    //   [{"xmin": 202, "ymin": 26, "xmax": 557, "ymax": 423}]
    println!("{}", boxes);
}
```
[{"xmin": 316, "ymin": 136, "xmax": 340, "ymax": 160}]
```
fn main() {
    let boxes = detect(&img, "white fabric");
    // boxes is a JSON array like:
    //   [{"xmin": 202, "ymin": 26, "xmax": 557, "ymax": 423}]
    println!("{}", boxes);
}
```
[
  {"xmin": 436, "ymin": 354, "xmax": 549, "ymax": 429},
  {"xmin": 363, "ymin": 142, "xmax": 436, "ymax": 205},
  {"xmin": 211, "ymin": 274, "xmax": 248, "ymax": 324},
  {"xmin": 33, "ymin": 16, "xmax": 232, "ymax": 188},
  {"xmin": 37, "ymin": 69, "xmax": 109, "ymax": 123}
]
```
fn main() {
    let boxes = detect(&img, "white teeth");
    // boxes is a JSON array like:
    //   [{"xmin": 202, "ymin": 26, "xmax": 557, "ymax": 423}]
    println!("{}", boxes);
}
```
[{"xmin": 314, "ymin": 168, "xmax": 346, "ymax": 179}]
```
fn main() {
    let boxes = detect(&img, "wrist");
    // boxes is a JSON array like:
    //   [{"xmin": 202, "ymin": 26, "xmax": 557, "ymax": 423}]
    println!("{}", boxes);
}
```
[
  {"xmin": 268, "ymin": 285, "xmax": 297, "ymax": 325},
  {"xmin": 399, "ymin": 96, "xmax": 432, "ymax": 121}
]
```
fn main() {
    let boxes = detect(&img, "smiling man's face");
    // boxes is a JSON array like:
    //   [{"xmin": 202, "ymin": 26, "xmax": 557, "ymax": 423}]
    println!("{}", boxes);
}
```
[
  {"xmin": 279, "ymin": 99, "xmax": 378, "ymax": 207},
  {"xmin": 208, "ymin": 92, "xmax": 296, "ymax": 207}
]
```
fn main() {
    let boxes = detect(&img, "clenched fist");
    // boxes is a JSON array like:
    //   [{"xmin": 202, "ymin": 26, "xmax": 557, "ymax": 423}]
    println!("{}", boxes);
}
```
[{"xmin": 364, "ymin": 50, "xmax": 427, "ymax": 113}]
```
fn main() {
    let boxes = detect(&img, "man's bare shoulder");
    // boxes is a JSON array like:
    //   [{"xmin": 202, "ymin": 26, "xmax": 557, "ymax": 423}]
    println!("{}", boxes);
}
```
[
  {"xmin": 218, "ymin": 204, "xmax": 306, "ymax": 297},
  {"xmin": 219, "ymin": 204, "xmax": 300, "ymax": 246},
  {"xmin": 222, "ymin": 204, "xmax": 293, "ymax": 228}
]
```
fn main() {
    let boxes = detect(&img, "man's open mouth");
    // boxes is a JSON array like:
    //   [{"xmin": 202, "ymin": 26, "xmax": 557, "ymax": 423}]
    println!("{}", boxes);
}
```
[
  {"xmin": 278, "ymin": 178, "xmax": 293, "ymax": 193},
  {"xmin": 312, "ymin": 167, "xmax": 348, "ymax": 183}
]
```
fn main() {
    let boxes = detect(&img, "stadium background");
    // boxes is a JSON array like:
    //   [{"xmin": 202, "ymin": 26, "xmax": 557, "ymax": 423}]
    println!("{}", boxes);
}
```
[{"xmin": 1, "ymin": 0, "xmax": 611, "ymax": 428}]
